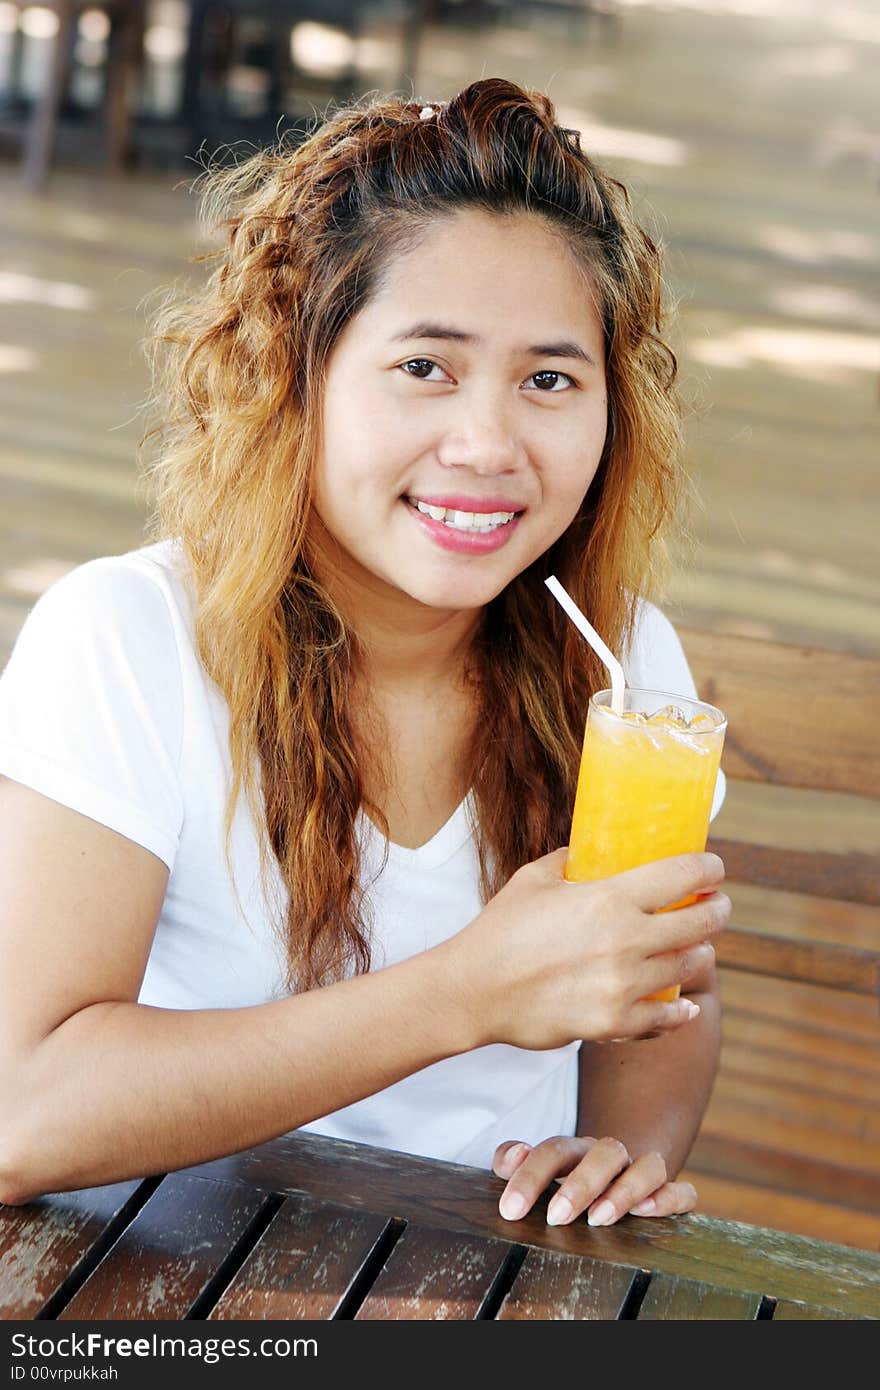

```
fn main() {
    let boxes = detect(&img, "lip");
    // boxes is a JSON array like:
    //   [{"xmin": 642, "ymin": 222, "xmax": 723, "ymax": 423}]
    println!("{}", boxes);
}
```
[
  {"xmin": 404, "ymin": 493, "xmax": 527, "ymax": 513},
  {"xmin": 402, "ymin": 498, "xmax": 523, "ymax": 554}
]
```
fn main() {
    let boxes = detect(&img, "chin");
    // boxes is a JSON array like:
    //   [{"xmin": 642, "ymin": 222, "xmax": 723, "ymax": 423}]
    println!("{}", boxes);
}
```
[{"xmin": 408, "ymin": 578, "xmax": 509, "ymax": 611}]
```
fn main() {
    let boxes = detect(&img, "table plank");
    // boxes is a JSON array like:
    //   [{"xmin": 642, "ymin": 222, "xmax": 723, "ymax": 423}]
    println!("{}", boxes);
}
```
[
  {"xmin": 210, "ymin": 1195, "xmax": 390, "ymax": 1320},
  {"xmin": 182, "ymin": 1131, "xmax": 880, "ymax": 1318},
  {"xmin": 638, "ymin": 1273, "xmax": 762, "ymax": 1320},
  {"xmin": 497, "ymin": 1248, "xmax": 639, "ymax": 1321},
  {"xmin": 773, "ymin": 1299, "xmax": 864, "ymax": 1320},
  {"xmin": 356, "ymin": 1224, "xmax": 512, "ymax": 1320},
  {"xmin": 58, "ymin": 1175, "xmax": 267, "ymax": 1320},
  {"xmin": 0, "ymin": 1181, "xmax": 143, "ymax": 1319}
]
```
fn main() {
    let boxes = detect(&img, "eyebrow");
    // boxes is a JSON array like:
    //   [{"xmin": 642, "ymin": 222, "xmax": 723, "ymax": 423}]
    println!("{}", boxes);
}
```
[{"xmin": 390, "ymin": 321, "xmax": 598, "ymax": 368}]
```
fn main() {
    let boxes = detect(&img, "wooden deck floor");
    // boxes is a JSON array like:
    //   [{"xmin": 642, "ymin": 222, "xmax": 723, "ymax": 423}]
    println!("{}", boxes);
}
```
[{"xmin": 1, "ymin": 1, "xmax": 877, "ymax": 659}]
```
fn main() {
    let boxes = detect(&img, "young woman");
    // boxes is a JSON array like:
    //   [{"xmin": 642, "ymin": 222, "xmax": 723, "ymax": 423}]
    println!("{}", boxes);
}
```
[{"xmin": 0, "ymin": 78, "xmax": 730, "ymax": 1229}]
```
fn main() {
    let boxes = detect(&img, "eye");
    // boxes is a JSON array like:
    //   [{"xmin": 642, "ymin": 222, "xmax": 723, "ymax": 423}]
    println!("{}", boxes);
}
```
[
  {"xmin": 399, "ymin": 358, "xmax": 450, "ymax": 382},
  {"xmin": 525, "ymin": 371, "xmax": 576, "ymax": 393},
  {"xmin": 397, "ymin": 360, "xmax": 577, "ymax": 391}
]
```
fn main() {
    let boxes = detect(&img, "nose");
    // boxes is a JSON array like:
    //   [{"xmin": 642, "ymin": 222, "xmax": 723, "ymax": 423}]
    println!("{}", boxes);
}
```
[{"xmin": 435, "ymin": 388, "xmax": 525, "ymax": 476}]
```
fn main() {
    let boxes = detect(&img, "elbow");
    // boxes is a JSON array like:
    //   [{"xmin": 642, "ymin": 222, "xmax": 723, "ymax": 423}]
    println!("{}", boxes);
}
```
[
  {"xmin": 0, "ymin": 1182, "xmax": 33, "ymax": 1208},
  {"xmin": 0, "ymin": 1151, "xmax": 33, "ymax": 1207},
  {"xmin": 0, "ymin": 1086, "xmax": 48, "ymax": 1206},
  {"xmin": 0, "ymin": 1127, "xmax": 40, "ymax": 1206},
  {"xmin": 0, "ymin": 1145, "xmax": 53, "ymax": 1207},
  {"xmin": 1, "ymin": 1148, "xmax": 83, "ymax": 1209}
]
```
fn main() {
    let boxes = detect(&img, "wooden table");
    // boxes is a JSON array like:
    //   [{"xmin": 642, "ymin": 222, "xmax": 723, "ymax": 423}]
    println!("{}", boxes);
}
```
[{"xmin": 1, "ymin": 1132, "xmax": 878, "ymax": 1320}]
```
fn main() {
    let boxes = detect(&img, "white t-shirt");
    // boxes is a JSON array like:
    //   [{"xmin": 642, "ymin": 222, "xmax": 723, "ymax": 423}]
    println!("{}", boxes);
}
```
[{"xmin": 0, "ymin": 540, "xmax": 725, "ymax": 1170}]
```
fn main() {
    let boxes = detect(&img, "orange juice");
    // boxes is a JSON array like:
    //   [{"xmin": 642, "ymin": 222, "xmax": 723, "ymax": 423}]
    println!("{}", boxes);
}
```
[{"xmin": 564, "ymin": 688, "xmax": 727, "ymax": 1002}]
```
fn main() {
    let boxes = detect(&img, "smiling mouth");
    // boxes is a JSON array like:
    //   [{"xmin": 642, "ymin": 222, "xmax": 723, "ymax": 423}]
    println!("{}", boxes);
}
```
[{"xmin": 402, "ymin": 496, "xmax": 525, "ymax": 533}]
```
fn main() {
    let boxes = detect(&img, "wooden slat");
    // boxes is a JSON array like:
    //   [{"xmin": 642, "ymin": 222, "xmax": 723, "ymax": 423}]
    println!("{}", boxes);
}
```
[
  {"xmin": 709, "ymin": 1067, "xmax": 880, "ymax": 1145},
  {"xmin": 356, "ymin": 1224, "xmax": 511, "ymax": 1320},
  {"xmin": 709, "ymin": 838, "xmax": 880, "ymax": 907},
  {"xmin": 702, "ymin": 1094, "xmax": 880, "ymax": 1181},
  {"xmin": 689, "ymin": 1132, "xmax": 880, "ymax": 1218},
  {"xmin": 725, "ymin": 880, "xmax": 880, "ymax": 953},
  {"xmin": 672, "ymin": 553, "xmax": 880, "ymax": 662},
  {"xmin": 710, "ymin": 781, "xmax": 879, "ymax": 865},
  {"xmin": 638, "ymin": 1273, "xmax": 762, "ymax": 1319},
  {"xmin": 707, "ymin": 779, "xmax": 880, "ymax": 906},
  {"xmin": 210, "ymin": 1195, "xmax": 390, "ymax": 1320},
  {"xmin": 702, "ymin": 975, "xmax": 880, "ymax": 1229},
  {"xmin": 716, "ymin": 923, "xmax": 880, "ymax": 995},
  {"xmin": 718, "ymin": 1036, "xmax": 879, "ymax": 1109},
  {"xmin": 773, "ymin": 1299, "xmax": 864, "ymax": 1320},
  {"xmin": 677, "ymin": 1170, "xmax": 880, "ymax": 1255},
  {"xmin": 182, "ymin": 1132, "xmax": 880, "ymax": 1318},
  {"xmin": 679, "ymin": 626, "xmax": 880, "ymax": 797},
  {"xmin": 497, "ymin": 1248, "xmax": 639, "ymax": 1320},
  {"xmin": 698, "ymin": 1096, "xmax": 880, "ymax": 1181},
  {"xmin": 59, "ymin": 1175, "xmax": 266, "ymax": 1320},
  {"xmin": 720, "ymin": 1011, "xmax": 879, "ymax": 1087},
  {"xmin": 719, "ymin": 970, "xmax": 880, "ymax": 1043},
  {"xmin": 0, "ymin": 1180, "xmax": 142, "ymax": 1319}
]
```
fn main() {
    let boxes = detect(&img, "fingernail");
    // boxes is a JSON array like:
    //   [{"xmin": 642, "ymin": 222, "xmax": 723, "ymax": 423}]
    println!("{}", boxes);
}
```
[
  {"xmin": 587, "ymin": 1199, "xmax": 615, "ymax": 1227},
  {"xmin": 507, "ymin": 1142, "xmax": 530, "ymax": 1164},
  {"xmin": 499, "ymin": 1191, "xmax": 527, "ymax": 1220},
  {"xmin": 546, "ymin": 1195, "xmax": 573, "ymax": 1226},
  {"xmin": 685, "ymin": 1001, "xmax": 700, "ymax": 1020},
  {"xmin": 630, "ymin": 1197, "xmax": 656, "ymax": 1215}
]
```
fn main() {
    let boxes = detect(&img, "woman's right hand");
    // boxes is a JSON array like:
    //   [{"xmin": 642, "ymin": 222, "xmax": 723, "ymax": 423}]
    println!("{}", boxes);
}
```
[{"xmin": 444, "ymin": 848, "xmax": 731, "ymax": 1050}]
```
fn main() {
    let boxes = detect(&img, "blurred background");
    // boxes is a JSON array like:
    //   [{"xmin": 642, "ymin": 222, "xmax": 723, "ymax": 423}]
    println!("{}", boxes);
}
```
[
  {"xmin": 1, "ymin": 0, "xmax": 877, "ymax": 664},
  {"xmin": 1, "ymin": 0, "xmax": 878, "ymax": 1254}
]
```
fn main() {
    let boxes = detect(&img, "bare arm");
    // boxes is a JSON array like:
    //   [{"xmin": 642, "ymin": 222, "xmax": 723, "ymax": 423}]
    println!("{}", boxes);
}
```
[
  {"xmin": 0, "ymin": 778, "xmax": 475, "ymax": 1204},
  {"xmin": 1, "ymin": 775, "xmax": 728, "ymax": 1209},
  {"xmin": 490, "ymin": 950, "xmax": 724, "ymax": 1228},
  {"xmin": 6, "ymin": 959, "xmax": 469, "ymax": 1204},
  {"xmin": 576, "ymin": 960, "xmax": 721, "ymax": 1175}
]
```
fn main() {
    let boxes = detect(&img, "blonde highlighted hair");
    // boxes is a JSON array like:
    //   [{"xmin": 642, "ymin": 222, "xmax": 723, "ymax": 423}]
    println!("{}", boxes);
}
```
[{"xmin": 142, "ymin": 78, "xmax": 686, "ymax": 992}]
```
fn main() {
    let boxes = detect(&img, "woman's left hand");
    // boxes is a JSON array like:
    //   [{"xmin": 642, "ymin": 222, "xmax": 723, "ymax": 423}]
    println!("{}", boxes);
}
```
[{"xmin": 492, "ymin": 1135, "xmax": 698, "ymax": 1227}]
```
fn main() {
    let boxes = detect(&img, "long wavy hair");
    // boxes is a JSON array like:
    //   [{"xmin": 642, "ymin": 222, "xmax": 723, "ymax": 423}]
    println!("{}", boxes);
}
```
[{"xmin": 141, "ymin": 77, "xmax": 687, "ymax": 993}]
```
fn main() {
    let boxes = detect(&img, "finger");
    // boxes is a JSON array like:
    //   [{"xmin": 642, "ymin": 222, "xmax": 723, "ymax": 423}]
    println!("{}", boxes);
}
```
[
  {"xmin": 643, "ymin": 890, "xmax": 731, "ymax": 956},
  {"xmin": 630, "ymin": 1180, "xmax": 698, "ymax": 1218},
  {"xmin": 497, "ymin": 1136, "xmax": 593, "ymax": 1221},
  {"xmin": 613, "ymin": 852, "xmax": 726, "ymax": 915},
  {"xmin": 625, "ymin": 994, "xmax": 703, "ymax": 1039},
  {"xmin": 544, "ymin": 1137, "xmax": 635, "ymax": 1226},
  {"xmin": 492, "ymin": 1140, "xmax": 532, "ymax": 1179},
  {"xmin": 582, "ymin": 1151, "xmax": 669, "ymax": 1226},
  {"xmin": 539, "ymin": 846, "xmax": 576, "ymax": 881},
  {"xmin": 638, "ymin": 940, "xmax": 717, "ymax": 999}
]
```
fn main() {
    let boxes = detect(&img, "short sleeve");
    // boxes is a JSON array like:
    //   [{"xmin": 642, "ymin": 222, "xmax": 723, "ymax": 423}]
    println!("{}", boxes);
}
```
[
  {"xmin": 625, "ymin": 599, "xmax": 727, "ymax": 821},
  {"xmin": 0, "ymin": 559, "xmax": 184, "ymax": 870}
]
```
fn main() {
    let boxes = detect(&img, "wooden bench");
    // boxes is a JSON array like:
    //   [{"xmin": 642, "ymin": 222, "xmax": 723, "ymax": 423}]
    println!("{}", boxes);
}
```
[{"xmin": 677, "ymin": 627, "xmax": 880, "ymax": 1252}]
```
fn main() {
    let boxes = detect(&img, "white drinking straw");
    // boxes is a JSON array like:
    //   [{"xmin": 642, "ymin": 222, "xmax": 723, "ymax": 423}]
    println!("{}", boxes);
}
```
[{"xmin": 544, "ymin": 575, "xmax": 626, "ymax": 717}]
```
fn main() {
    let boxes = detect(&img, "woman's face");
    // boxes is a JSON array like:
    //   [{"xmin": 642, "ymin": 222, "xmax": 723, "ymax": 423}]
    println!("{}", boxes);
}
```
[{"xmin": 310, "ymin": 208, "xmax": 608, "ymax": 617}]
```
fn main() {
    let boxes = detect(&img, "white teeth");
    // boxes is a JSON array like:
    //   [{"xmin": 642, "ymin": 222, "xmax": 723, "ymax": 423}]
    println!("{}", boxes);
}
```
[{"xmin": 407, "ymin": 497, "xmax": 517, "ymax": 532}]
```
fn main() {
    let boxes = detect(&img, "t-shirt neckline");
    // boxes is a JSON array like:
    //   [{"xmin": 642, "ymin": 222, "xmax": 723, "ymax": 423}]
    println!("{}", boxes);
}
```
[{"xmin": 357, "ymin": 791, "xmax": 475, "ymax": 870}]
